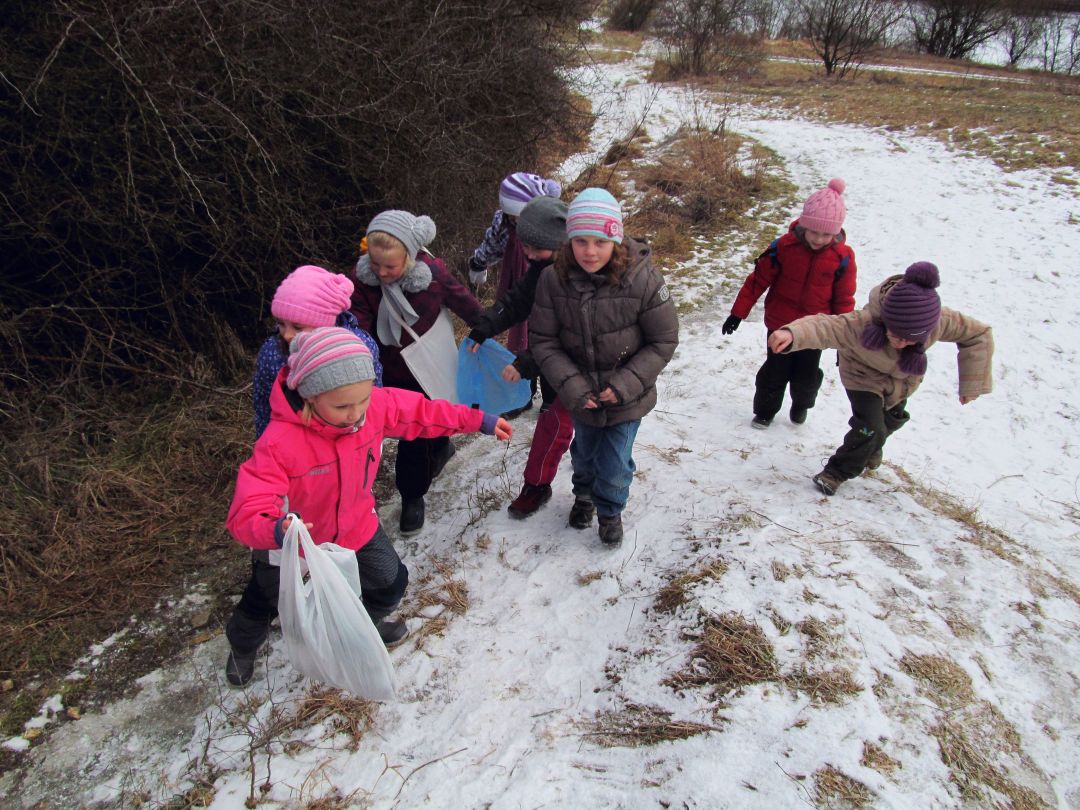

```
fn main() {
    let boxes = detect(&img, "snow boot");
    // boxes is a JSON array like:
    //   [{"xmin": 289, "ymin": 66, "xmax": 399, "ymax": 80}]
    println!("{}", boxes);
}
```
[
  {"xmin": 225, "ymin": 647, "xmax": 257, "ymax": 688},
  {"xmin": 597, "ymin": 514, "xmax": 623, "ymax": 547},
  {"xmin": 508, "ymin": 483, "xmax": 552, "ymax": 519},
  {"xmin": 501, "ymin": 400, "xmax": 533, "ymax": 420},
  {"xmin": 812, "ymin": 470, "xmax": 844, "ymax": 497},
  {"xmin": 375, "ymin": 618, "xmax": 409, "ymax": 648},
  {"xmin": 751, "ymin": 415, "xmax": 772, "ymax": 430},
  {"xmin": 400, "ymin": 497, "xmax": 425, "ymax": 535},
  {"xmin": 789, "ymin": 406, "xmax": 808, "ymax": 424},
  {"xmin": 568, "ymin": 498, "xmax": 595, "ymax": 529},
  {"xmin": 864, "ymin": 449, "xmax": 883, "ymax": 472}
]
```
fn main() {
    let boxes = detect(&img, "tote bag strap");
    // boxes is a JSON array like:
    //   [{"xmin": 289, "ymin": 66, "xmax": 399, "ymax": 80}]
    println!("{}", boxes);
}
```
[{"xmin": 382, "ymin": 300, "xmax": 424, "ymax": 345}]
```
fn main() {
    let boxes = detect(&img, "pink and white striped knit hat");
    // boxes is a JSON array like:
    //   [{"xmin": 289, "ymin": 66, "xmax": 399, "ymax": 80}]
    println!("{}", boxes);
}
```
[
  {"xmin": 286, "ymin": 327, "xmax": 375, "ymax": 398},
  {"xmin": 566, "ymin": 188, "xmax": 623, "ymax": 244},
  {"xmin": 499, "ymin": 172, "xmax": 562, "ymax": 217}
]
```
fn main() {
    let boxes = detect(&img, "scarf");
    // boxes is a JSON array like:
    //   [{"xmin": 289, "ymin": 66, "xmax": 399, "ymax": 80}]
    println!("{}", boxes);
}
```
[{"xmin": 355, "ymin": 254, "xmax": 432, "ymax": 347}]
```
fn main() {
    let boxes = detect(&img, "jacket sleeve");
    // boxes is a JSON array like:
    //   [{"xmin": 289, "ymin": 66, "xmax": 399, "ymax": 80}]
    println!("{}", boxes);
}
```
[
  {"xmin": 350, "ymin": 287, "xmax": 377, "ymax": 334},
  {"xmin": 474, "ymin": 262, "xmax": 544, "ymax": 340},
  {"xmin": 607, "ymin": 270, "xmax": 680, "ymax": 405},
  {"xmin": 378, "ymin": 387, "xmax": 486, "ymax": 440},
  {"xmin": 469, "ymin": 211, "xmax": 509, "ymax": 268},
  {"xmin": 784, "ymin": 311, "xmax": 863, "ymax": 353},
  {"xmin": 730, "ymin": 248, "xmax": 781, "ymax": 319},
  {"xmin": 831, "ymin": 248, "xmax": 857, "ymax": 315},
  {"xmin": 432, "ymin": 260, "xmax": 483, "ymax": 326},
  {"xmin": 225, "ymin": 440, "xmax": 290, "ymax": 551},
  {"xmin": 252, "ymin": 338, "xmax": 280, "ymax": 439},
  {"xmin": 938, "ymin": 309, "xmax": 994, "ymax": 400},
  {"xmin": 529, "ymin": 272, "xmax": 595, "ymax": 410}
]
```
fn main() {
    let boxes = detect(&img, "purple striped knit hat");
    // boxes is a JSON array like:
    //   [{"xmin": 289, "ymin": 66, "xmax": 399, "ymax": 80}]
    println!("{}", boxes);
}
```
[
  {"xmin": 499, "ymin": 172, "xmax": 562, "ymax": 217},
  {"xmin": 566, "ymin": 188, "xmax": 623, "ymax": 244},
  {"xmin": 286, "ymin": 327, "xmax": 375, "ymax": 398}
]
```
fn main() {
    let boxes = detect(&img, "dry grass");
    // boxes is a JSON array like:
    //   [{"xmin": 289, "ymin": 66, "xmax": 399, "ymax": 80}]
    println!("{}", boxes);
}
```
[
  {"xmin": 932, "ymin": 720, "xmax": 1049, "ymax": 810},
  {"xmin": 723, "ymin": 49, "xmax": 1080, "ymax": 173},
  {"xmin": 288, "ymin": 685, "xmax": 378, "ymax": 751},
  {"xmin": 900, "ymin": 652, "xmax": 976, "ymax": 707},
  {"xmin": 666, "ymin": 612, "xmax": 780, "ymax": 696},
  {"xmin": 813, "ymin": 764, "xmax": 875, "ymax": 809},
  {"xmin": 585, "ymin": 702, "xmax": 720, "ymax": 747},
  {"xmin": 412, "ymin": 557, "xmax": 471, "ymax": 617},
  {"xmin": 788, "ymin": 667, "xmax": 863, "ymax": 706},
  {"xmin": 795, "ymin": 617, "xmax": 835, "ymax": 656},
  {"xmin": 654, "ymin": 558, "xmax": 729, "ymax": 614},
  {"xmin": 860, "ymin": 741, "xmax": 902, "ymax": 778}
]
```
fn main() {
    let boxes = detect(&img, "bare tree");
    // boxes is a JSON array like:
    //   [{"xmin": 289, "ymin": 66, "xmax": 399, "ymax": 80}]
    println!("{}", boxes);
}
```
[
  {"xmin": 1040, "ymin": 11, "xmax": 1080, "ymax": 73},
  {"xmin": 908, "ymin": 0, "xmax": 1008, "ymax": 59},
  {"xmin": 1000, "ymin": 11, "xmax": 1048, "ymax": 67},
  {"xmin": 606, "ymin": 0, "xmax": 661, "ymax": 29},
  {"xmin": 798, "ymin": 0, "xmax": 904, "ymax": 76},
  {"xmin": 653, "ymin": 0, "xmax": 762, "ymax": 75}
]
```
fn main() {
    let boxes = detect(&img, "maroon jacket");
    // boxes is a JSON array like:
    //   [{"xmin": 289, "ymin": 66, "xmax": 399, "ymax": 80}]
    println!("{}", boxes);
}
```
[
  {"xmin": 731, "ymin": 221, "xmax": 857, "ymax": 331},
  {"xmin": 351, "ymin": 254, "xmax": 482, "ymax": 390}
]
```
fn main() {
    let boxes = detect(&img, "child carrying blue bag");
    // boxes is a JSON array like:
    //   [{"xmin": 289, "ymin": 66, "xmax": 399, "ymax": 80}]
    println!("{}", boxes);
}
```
[{"xmin": 457, "ymin": 338, "xmax": 532, "ymax": 415}]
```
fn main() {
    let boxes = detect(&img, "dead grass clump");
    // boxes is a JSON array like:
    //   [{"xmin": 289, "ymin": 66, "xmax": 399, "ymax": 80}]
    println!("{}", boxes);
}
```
[
  {"xmin": 899, "ymin": 652, "xmax": 975, "ymax": 708},
  {"xmin": 860, "ymin": 741, "xmax": 902, "ymax": 777},
  {"xmin": 412, "ymin": 557, "xmax": 470, "ymax": 617},
  {"xmin": 795, "ymin": 617, "xmax": 835, "ymax": 656},
  {"xmin": 813, "ymin": 764, "xmax": 875, "ymax": 808},
  {"xmin": 932, "ymin": 721, "xmax": 1049, "ymax": 810},
  {"xmin": 577, "ymin": 570, "xmax": 604, "ymax": 586},
  {"xmin": 787, "ymin": 667, "xmax": 863, "ymax": 705},
  {"xmin": 654, "ymin": 558, "xmax": 729, "ymax": 613},
  {"xmin": 289, "ymin": 685, "xmax": 378, "ymax": 750},
  {"xmin": 586, "ymin": 702, "xmax": 720, "ymax": 748},
  {"xmin": 771, "ymin": 560, "xmax": 792, "ymax": 581},
  {"xmin": 666, "ymin": 612, "xmax": 780, "ymax": 696}
]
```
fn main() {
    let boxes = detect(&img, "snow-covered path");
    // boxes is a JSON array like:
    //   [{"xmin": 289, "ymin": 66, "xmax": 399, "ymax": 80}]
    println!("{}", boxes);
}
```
[{"xmin": 5, "ymin": 48, "xmax": 1080, "ymax": 810}]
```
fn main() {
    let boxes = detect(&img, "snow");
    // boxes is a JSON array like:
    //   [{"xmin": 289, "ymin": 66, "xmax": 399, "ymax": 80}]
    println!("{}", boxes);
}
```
[{"xmin": 3, "ymin": 44, "xmax": 1080, "ymax": 810}]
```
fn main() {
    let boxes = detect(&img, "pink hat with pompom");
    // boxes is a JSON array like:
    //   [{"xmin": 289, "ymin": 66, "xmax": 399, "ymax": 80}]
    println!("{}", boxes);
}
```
[
  {"xmin": 271, "ymin": 265, "xmax": 354, "ymax": 328},
  {"xmin": 799, "ymin": 178, "xmax": 847, "ymax": 235}
]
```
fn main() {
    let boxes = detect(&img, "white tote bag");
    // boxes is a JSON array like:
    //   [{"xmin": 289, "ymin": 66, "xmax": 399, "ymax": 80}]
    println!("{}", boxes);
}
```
[
  {"xmin": 278, "ymin": 517, "xmax": 396, "ymax": 701},
  {"xmin": 390, "ymin": 307, "xmax": 460, "ymax": 403}
]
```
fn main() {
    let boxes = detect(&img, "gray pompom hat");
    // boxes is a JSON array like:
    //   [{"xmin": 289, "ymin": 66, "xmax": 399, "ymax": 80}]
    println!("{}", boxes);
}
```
[{"xmin": 366, "ymin": 210, "xmax": 437, "ymax": 260}]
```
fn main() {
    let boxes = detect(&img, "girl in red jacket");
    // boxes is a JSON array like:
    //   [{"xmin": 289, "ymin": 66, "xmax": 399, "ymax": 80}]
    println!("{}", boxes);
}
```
[
  {"xmin": 224, "ymin": 327, "xmax": 512, "ymax": 687},
  {"xmin": 722, "ymin": 178, "xmax": 857, "ymax": 428}
]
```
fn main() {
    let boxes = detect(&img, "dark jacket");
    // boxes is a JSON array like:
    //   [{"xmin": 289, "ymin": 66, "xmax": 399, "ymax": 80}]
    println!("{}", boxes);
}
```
[
  {"xmin": 529, "ymin": 237, "xmax": 679, "ymax": 426},
  {"xmin": 731, "ymin": 220, "xmax": 857, "ymax": 331},
  {"xmin": 351, "ymin": 254, "xmax": 482, "ymax": 390},
  {"xmin": 469, "ymin": 257, "xmax": 551, "ymax": 379}
]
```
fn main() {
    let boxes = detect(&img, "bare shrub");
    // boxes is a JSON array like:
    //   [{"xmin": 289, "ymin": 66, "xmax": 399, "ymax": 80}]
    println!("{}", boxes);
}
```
[
  {"xmin": 908, "ymin": 0, "xmax": 1009, "ymax": 60},
  {"xmin": 652, "ymin": 0, "xmax": 764, "ymax": 76},
  {"xmin": 798, "ymin": 0, "xmax": 904, "ymax": 77}
]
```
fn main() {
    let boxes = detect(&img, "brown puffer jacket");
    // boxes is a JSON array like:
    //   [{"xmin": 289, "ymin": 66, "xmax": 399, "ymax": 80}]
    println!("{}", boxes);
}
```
[
  {"xmin": 783, "ymin": 274, "xmax": 994, "ymax": 408},
  {"xmin": 529, "ymin": 237, "xmax": 679, "ymax": 427}
]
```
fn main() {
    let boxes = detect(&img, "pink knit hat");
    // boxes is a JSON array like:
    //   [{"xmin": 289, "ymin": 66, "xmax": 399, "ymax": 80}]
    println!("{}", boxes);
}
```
[
  {"xmin": 799, "ymin": 178, "xmax": 847, "ymax": 235},
  {"xmin": 271, "ymin": 265, "xmax": 354, "ymax": 327},
  {"xmin": 286, "ymin": 327, "xmax": 375, "ymax": 398}
]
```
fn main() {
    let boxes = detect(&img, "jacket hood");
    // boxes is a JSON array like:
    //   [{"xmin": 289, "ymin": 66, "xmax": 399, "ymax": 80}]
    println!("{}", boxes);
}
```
[{"xmin": 866, "ymin": 274, "xmax": 905, "ymax": 323}]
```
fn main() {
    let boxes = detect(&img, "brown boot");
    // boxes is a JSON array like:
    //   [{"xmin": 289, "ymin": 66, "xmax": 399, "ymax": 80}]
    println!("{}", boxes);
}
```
[
  {"xmin": 864, "ymin": 450, "xmax": 883, "ymax": 472},
  {"xmin": 507, "ymin": 483, "xmax": 552, "ymax": 519},
  {"xmin": 812, "ymin": 470, "xmax": 844, "ymax": 497}
]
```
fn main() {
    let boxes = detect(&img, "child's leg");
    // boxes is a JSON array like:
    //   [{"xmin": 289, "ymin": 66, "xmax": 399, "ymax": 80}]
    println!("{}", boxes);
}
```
[
  {"xmin": 788, "ymin": 349, "xmax": 825, "ymax": 412},
  {"xmin": 395, "ymin": 436, "xmax": 449, "ymax": 498},
  {"xmin": 753, "ymin": 342, "xmax": 795, "ymax": 420},
  {"xmin": 354, "ymin": 524, "xmax": 409, "ymax": 621},
  {"xmin": 825, "ymin": 390, "xmax": 889, "ymax": 480},
  {"xmin": 882, "ymin": 400, "xmax": 910, "ymax": 443},
  {"xmin": 225, "ymin": 553, "xmax": 280, "ymax": 655},
  {"xmin": 587, "ymin": 419, "xmax": 641, "ymax": 518},
  {"xmin": 523, "ymin": 397, "xmax": 574, "ymax": 487},
  {"xmin": 568, "ymin": 419, "xmax": 601, "ymax": 502}
]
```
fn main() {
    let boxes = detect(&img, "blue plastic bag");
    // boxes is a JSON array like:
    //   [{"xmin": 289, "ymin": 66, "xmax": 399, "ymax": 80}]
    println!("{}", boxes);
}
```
[{"xmin": 457, "ymin": 338, "xmax": 532, "ymax": 415}]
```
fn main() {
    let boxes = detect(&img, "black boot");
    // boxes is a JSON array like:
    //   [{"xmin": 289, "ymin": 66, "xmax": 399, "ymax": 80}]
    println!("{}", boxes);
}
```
[
  {"xmin": 400, "ymin": 497, "xmax": 425, "ymax": 535},
  {"xmin": 375, "ymin": 618, "xmax": 409, "ymax": 648},
  {"xmin": 569, "ymin": 498, "xmax": 595, "ymax": 529},
  {"xmin": 225, "ymin": 647, "xmax": 257, "ymax": 688},
  {"xmin": 598, "ymin": 514, "xmax": 623, "ymax": 547}
]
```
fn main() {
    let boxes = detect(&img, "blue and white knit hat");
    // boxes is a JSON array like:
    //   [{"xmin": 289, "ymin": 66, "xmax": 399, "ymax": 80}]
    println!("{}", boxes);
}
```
[
  {"xmin": 499, "ymin": 172, "xmax": 562, "ymax": 217},
  {"xmin": 566, "ymin": 188, "xmax": 623, "ymax": 244}
]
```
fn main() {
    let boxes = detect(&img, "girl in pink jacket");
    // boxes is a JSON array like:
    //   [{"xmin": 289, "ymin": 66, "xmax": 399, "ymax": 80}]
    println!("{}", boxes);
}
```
[{"xmin": 224, "ymin": 327, "xmax": 512, "ymax": 687}]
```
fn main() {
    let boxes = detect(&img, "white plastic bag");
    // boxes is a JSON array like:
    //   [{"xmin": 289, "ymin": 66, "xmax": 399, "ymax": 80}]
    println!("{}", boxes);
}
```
[
  {"xmin": 393, "ymin": 307, "xmax": 460, "ymax": 403},
  {"xmin": 277, "ymin": 516, "xmax": 396, "ymax": 701}
]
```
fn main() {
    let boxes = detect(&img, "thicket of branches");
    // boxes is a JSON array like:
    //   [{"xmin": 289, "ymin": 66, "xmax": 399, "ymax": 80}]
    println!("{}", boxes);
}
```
[{"xmin": 0, "ymin": 0, "xmax": 591, "ymax": 395}]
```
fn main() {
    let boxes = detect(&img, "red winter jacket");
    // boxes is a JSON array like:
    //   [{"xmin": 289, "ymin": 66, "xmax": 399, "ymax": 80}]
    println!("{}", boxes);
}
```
[
  {"xmin": 226, "ymin": 371, "xmax": 487, "ymax": 552},
  {"xmin": 730, "ymin": 221, "xmax": 857, "ymax": 331}
]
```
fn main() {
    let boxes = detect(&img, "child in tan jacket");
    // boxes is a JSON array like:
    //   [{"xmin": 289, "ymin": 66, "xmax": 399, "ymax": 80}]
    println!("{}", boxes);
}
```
[{"xmin": 768, "ymin": 262, "xmax": 993, "ymax": 496}]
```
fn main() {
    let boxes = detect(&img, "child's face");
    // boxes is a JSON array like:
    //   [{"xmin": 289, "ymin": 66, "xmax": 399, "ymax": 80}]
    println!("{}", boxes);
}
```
[
  {"xmin": 886, "ymin": 331, "xmax": 916, "ymax": 349},
  {"xmin": 369, "ymin": 244, "xmax": 409, "ymax": 284},
  {"xmin": 277, "ymin": 319, "xmax": 313, "ymax": 345},
  {"xmin": 521, "ymin": 243, "xmax": 555, "ymax": 262},
  {"xmin": 571, "ymin": 236, "xmax": 615, "ymax": 274},
  {"xmin": 310, "ymin": 380, "xmax": 375, "ymax": 428},
  {"xmin": 804, "ymin": 228, "xmax": 836, "ymax": 251}
]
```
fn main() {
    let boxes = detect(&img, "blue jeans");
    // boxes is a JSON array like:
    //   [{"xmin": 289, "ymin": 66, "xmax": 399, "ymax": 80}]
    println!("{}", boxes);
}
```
[{"xmin": 569, "ymin": 418, "xmax": 641, "ymax": 517}]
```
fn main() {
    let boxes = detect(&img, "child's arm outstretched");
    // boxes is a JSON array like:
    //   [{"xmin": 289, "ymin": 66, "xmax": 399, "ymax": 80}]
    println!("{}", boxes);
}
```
[
  {"xmin": 378, "ymin": 387, "xmax": 512, "ymax": 441},
  {"xmin": 937, "ymin": 308, "xmax": 994, "ymax": 404}
]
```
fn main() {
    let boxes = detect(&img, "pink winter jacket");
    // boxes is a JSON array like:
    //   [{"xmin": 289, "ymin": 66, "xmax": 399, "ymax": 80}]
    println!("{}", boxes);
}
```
[{"xmin": 226, "ymin": 371, "xmax": 486, "ymax": 552}]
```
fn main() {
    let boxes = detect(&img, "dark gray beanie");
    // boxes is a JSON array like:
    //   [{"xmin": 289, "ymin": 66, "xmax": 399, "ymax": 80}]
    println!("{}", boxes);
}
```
[{"xmin": 516, "ymin": 196, "xmax": 568, "ymax": 250}]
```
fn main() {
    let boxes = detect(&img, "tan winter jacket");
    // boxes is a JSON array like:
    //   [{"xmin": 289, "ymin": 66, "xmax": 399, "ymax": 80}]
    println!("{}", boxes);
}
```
[
  {"xmin": 530, "ymin": 237, "xmax": 679, "ymax": 427},
  {"xmin": 782, "ymin": 275, "xmax": 993, "ymax": 409}
]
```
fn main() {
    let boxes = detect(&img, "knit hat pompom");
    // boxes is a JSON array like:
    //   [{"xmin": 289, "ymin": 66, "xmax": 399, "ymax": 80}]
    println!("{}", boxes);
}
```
[
  {"xmin": 271, "ymin": 265, "xmax": 354, "ymax": 328},
  {"xmin": 286, "ymin": 326, "xmax": 375, "ymax": 399},
  {"xmin": 366, "ymin": 210, "xmax": 437, "ymax": 260},
  {"xmin": 799, "ymin": 177, "xmax": 847, "ymax": 235},
  {"xmin": 903, "ymin": 260, "xmax": 940, "ymax": 289},
  {"xmin": 881, "ymin": 261, "xmax": 942, "ymax": 342},
  {"xmin": 499, "ymin": 172, "xmax": 562, "ymax": 217}
]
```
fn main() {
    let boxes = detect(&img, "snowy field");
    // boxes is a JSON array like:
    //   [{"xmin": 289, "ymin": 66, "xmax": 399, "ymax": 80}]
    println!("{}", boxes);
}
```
[{"xmin": 3, "ymin": 44, "xmax": 1079, "ymax": 810}]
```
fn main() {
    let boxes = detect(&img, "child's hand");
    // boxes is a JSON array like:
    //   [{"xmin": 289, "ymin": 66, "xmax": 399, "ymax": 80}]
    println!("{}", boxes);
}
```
[
  {"xmin": 501, "ymin": 364, "xmax": 521, "ymax": 382},
  {"xmin": 493, "ymin": 418, "xmax": 513, "ymax": 440},
  {"xmin": 281, "ymin": 516, "xmax": 314, "ymax": 532},
  {"xmin": 467, "ymin": 342, "xmax": 481, "ymax": 354},
  {"xmin": 768, "ymin": 330, "xmax": 793, "ymax": 353},
  {"xmin": 583, "ymin": 396, "xmax": 599, "ymax": 409},
  {"xmin": 597, "ymin": 387, "xmax": 619, "ymax": 405}
]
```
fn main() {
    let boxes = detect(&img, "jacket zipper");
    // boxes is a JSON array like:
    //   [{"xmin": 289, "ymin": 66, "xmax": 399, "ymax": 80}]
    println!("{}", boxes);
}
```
[{"xmin": 362, "ymin": 447, "xmax": 375, "ymax": 489}]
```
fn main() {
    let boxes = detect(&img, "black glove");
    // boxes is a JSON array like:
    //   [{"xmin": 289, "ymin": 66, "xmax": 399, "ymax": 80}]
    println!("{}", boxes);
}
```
[
  {"xmin": 467, "ymin": 328, "xmax": 487, "ymax": 345},
  {"xmin": 722, "ymin": 315, "xmax": 741, "ymax": 335}
]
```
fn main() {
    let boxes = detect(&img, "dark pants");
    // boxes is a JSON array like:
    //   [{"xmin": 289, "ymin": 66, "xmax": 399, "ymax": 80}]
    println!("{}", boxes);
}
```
[
  {"xmin": 396, "ymin": 435, "xmax": 450, "ymax": 499},
  {"xmin": 753, "ymin": 342, "xmax": 824, "ymax": 420},
  {"xmin": 825, "ymin": 390, "xmax": 910, "ymax": 481},
  {"xmin": 225, "ymin": 523, "xmax": 408, "ymax": 655}
]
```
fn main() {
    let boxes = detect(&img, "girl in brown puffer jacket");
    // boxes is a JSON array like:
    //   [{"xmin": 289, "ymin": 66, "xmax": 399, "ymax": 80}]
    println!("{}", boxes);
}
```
[
  {"xmin": 768, "ymin": 262, "xmax": 994, "ymax": 497},
  {"xmin": 530, "ymin": 189, "xmax": 680, "ymax": 546}
]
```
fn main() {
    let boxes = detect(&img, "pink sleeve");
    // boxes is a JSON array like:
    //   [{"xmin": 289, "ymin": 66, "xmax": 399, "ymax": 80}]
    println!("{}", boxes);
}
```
[
  {"xmin": 377, "ymin": 387, "xmax": 485, "ymax": 440},
  {"xmin": 225, "ymin": 441, "xmax": 289, "ymax": 551}
]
